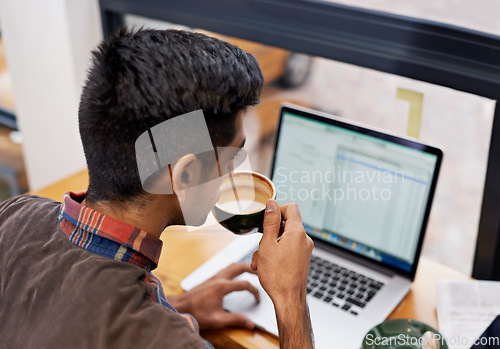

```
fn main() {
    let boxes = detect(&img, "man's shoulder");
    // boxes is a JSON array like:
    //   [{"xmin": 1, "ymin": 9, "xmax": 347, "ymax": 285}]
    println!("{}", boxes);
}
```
[
  {"xmin": 0, "ymin": 193, "xmax": 59, "ymax": 213},
  {"xmin": 0, "ymin": 194, "xmax": 60, "ymax": 228}
]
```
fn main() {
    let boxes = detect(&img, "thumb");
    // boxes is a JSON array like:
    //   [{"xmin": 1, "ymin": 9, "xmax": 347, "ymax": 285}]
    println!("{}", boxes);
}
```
[
  {"xmin": 219, "ymin": 312, "xmax": 255, "ymax": 330},
  {"xmin": 262, "ymin": 199, "xmax": 280, "ymax": 241}
]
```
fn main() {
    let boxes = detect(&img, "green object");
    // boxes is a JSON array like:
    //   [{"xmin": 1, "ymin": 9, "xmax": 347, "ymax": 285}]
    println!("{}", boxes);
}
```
[{"xmin": 362, "ymin": 319, "xmax": 448, "ymax": 349}]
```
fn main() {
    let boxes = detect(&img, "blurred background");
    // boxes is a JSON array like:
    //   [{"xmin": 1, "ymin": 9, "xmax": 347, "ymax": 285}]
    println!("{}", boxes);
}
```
[{"xmin": 0, "ymin": 0, "xmax": 499, "ymax": 275}]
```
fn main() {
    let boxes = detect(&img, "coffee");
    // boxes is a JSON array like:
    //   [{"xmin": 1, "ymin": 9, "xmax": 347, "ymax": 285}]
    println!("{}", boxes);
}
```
[{"xmin": 218, "ymin": 200, "xmax": 266, "ymax": 214}]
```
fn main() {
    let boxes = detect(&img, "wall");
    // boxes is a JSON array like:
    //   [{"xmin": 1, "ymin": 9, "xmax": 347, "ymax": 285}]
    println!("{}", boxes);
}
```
[{"xmin": 0, "ymin": 0, "xmax": 102, "ymax": 190}]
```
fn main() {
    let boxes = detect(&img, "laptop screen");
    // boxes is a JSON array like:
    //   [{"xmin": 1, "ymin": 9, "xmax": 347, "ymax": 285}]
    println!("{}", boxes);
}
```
[{"xmin": 271, "ymin": 106, "xmax": 441, "ymax": 274}]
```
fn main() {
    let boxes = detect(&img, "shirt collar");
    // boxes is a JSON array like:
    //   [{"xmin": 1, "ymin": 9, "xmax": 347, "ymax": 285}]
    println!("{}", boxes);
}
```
[{"xmin": 58, "ymin": 191, "xmax": 162, "ymax": 270}]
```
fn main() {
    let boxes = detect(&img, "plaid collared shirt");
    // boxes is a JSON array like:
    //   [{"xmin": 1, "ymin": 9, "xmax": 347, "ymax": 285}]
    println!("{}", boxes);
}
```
[{"xmin": 58, "ymin": 191, "xmax": 213, "ymax": 348}]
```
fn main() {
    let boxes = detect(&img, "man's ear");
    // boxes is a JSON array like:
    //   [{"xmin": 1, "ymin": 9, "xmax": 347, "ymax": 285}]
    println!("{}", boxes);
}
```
[{"xmin": 170, "ymin": 153, "xmax": 199, "ymax": 202}]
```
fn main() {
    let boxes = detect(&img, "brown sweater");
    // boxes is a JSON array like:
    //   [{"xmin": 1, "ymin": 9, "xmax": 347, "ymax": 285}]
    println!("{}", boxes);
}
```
[{"xmin": 0, "ymin": 195, "xmax": 207, "ymax": 349}]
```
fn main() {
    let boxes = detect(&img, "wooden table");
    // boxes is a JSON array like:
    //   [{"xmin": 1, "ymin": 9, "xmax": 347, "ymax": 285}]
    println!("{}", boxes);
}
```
[{"xmin": 32, "ymin": 168, "xmax": 469, "ymax": 348}]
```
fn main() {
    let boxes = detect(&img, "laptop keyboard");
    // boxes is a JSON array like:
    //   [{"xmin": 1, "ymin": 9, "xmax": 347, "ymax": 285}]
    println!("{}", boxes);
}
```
[
  {"xmin": 308, "ymin": 255, "xmax": 384, "ymax": 315},
  {"xmin": 239, "ymin": 249, "xmax": 384, "ymax": 316}
]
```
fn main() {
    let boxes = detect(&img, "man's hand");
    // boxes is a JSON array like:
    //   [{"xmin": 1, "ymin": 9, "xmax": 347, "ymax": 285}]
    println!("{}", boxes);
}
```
[
  {"xmin": 251, "ymin": 200, "xmax": 314, "ymax": 349},
  {"xmin": 167, "ymin": 262, "xmax": 260, "ymax": 331},
  {"xmin": 251, "ymin": 200, "xmax": 313, "ymax": 306}
]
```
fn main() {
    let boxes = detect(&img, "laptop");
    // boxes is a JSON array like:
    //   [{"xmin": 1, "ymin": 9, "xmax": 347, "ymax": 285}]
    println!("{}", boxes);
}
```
[{"xmin": 181, "ymin": 104, "xmax": 443, "ymax": 348}]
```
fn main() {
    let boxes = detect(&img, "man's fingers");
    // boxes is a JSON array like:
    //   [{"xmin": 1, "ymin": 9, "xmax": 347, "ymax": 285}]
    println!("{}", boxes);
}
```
[
  {"xmin": 279, "ymin": 202, "xmax": 305, "ymax": 235},
  {"xmin": 213, "ymin": 262, "xmax": 254, "ymax": 280},
  {"xmin": 216, "ymin": 311, "xmax": 255, "ymax": 330},
  {"xmin": 262, "ymin": 199, "xmax": 281, "ymax": 242},
  {"xmin": 250, "ymin": 251, "xmax": 258, "ymax": 271},
  {"xmin": 221, "ymin": 280, "xmax": 261, "ymax": 303},
  {"xmin": 280, "ymin": 202, "xmax": 303, "ymax": 226}
]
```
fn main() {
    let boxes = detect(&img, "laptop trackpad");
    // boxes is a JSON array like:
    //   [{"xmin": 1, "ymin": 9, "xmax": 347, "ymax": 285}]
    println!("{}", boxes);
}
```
[{"xmin": 223, "ymin": 273, "xmax": 279, "ymax": 336}]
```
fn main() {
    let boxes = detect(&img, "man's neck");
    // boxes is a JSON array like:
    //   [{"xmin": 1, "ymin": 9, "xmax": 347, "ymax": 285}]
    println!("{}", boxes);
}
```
[{"xmin": 82, "ymin": 194, "xmax": 180, "ymax": 239}]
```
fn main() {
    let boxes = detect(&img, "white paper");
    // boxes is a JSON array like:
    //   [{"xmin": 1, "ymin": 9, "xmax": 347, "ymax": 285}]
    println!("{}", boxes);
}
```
[{"xmin": 437, "ymin": 279, "xmax": 500, "ymax": 349}]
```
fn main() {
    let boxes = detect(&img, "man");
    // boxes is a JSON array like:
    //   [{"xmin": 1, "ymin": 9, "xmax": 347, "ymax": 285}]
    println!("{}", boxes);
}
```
[{"xmin": 0, "ymin": 28, "xmax": 314, "ymax": 348}]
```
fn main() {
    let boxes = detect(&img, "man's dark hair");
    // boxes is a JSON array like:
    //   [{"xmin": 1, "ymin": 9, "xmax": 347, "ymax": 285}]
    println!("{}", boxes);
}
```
[{"xmin": 79, "ymin": 28, "xmax": 263, "ymax": 203}]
